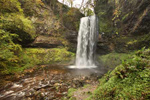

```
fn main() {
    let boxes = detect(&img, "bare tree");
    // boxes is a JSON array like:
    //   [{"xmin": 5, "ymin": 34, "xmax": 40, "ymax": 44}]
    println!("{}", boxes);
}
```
[
  {"xmin": 80, "ymin": 0, "xmax": 96, "ymax": 16},
  {"xmin": 79, "ymin": 0, "xmax": 85, "ymax": 10},
  {"xmin": 66, "ymin": 0, "xmax": 74, "ymax": 8}
]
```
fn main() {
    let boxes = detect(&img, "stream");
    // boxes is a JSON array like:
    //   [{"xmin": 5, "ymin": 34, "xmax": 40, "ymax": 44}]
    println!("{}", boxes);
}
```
[{"xmin": 0, "ymin": 65, "xmax": 107, "ymax": 100}]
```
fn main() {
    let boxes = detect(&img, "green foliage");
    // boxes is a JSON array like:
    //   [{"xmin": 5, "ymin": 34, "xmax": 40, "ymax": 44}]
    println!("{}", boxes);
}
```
[
  {"xmin": 113, "ymin": 33, "xmax": 150, "ymax": 52},
  {"xmin": 0, "ymin": 47, "xmax": 75, "ymax": 75},
  {"xmin": 95, "ymin": 0, "xmax": 115, "ymax": 35},
  {"xmin": 20, "ymin": 0, "xmax": 45, "ymax": 16},
  {"xmin": 0, "ymin": 0, "xmax": 23, "ymax": 14},
  {"xmin": 67, "ymin": 88, "xmax": 77, "ymax": 97},
  {"xmin": 0, "ymin": 0, "xmax": 35, "ymax": 75},
  {"xmin": 20, "ymin": 48, "xmax": 75, "ymax": 65},
  {"xmin": 82, "ymin": 7, "xmax": 94, "ymax": 16},
  {"xmin": 62, "ymin": 8, "xmax": 84, "ymax": 31},
  {"xmin": 99, "ymin": 52, "xmax": 133, "ymax": 69},
  {"xmin": 121, "ymin": 13, "xmax": 129, "ymax": 21},
  {"xmin": 95, "ymin": 0, "xmax": 150, "ymax": 38},
  {"xmin": 63, "ymin": 88, "xmax": 77, "ymax": 100},
  {"xmin": 89, "ymin": 48, "xmax": 150, "ymax": 100},
  {"xmin": 0, "ymin": 0, "xmax": 36, "ymax": 44},
  {"xmin": 0, "ymin": 14, "xmax": 36, "ymax": 44},
  {"xmin": 0, "ymin": 29, "xmax": 22, "ymax": 74}
]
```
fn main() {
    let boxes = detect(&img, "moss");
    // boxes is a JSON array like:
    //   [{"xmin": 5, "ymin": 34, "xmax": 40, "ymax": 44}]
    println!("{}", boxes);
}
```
[
  {"xmin": 0, "ymin": 47, "xmax": 75, "ymax": 75},
  {"xmin": 20, "ymin": 47, "xmax": 75, "ymax": 65},
  {"xmin": 83, "ymin": 84, "xmax": 91, "ymax": 88},
  {"xmin": 89, "ymin": 48, "xmax": 150, "ymax": 100},
  {"xmin": 122, "ymin": 13, "xmax": 129, "ymax": 21},
  {"xmin": 62, "ymin": 8, "xmax": 84, "ymax": 31},
  {"xmin": 112, "ymin": 33, "xmax": 150, "ymax": 52},
  {"xmin": 67, "ymin": 88, "xmax": 77, "ymax": 97},
  {"xmin": 68, "ymin": 97, "xmax": 76, "ymax": 100},
  {"xmin": 99, "ymin": 52, "xmax": 133, "ymax": 69}
]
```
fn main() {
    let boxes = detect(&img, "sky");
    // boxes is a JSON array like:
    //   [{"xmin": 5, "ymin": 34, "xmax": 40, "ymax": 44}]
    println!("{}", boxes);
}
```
[{"xmin": 58, "ymin": 0, "xmax": 87, "ymax": 8}]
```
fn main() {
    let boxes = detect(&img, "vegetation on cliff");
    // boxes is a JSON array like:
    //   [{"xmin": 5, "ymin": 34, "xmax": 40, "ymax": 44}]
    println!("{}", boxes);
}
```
[
  {"xmin": 0, "ymin": 0, "xmax": 81, "ymax": 75},
  {"xmin": 0, "ymin": 0, "xmax": 36, "ymax": 75},
  {"xmin": 95, "ymin": 0, "xmax": 150, "ymax": 53}
]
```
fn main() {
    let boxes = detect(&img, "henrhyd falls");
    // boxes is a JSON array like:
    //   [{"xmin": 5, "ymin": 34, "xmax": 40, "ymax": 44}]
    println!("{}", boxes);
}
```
[{"xmin": 70, "ymin": 15, "xmax": 99, "ymax": 69}]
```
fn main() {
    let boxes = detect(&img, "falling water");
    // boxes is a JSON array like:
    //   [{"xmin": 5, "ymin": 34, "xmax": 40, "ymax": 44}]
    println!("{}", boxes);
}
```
[{"xmin": 69, "ymin": 15, "xmax": 99, "ymax": 69}]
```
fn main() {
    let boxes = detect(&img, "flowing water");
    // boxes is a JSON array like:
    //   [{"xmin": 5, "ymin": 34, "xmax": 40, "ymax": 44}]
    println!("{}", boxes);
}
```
[{"xmin": 70, "ymin": 15, "xmax": 99, "ymax": 69}]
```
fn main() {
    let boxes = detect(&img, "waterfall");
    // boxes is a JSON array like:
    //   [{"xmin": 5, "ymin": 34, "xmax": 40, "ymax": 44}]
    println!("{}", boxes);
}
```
[{"xmin": 69, "ymin": 15, "xmax": 99, "ymax": 69}]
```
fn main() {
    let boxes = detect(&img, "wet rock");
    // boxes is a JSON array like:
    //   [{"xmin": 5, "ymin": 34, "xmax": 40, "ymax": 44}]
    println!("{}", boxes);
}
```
[
  {"xmin": 3, "ymin": 83, "xmax": 13, "ymax": 89},
  {"xmin": 51, "ymin": 80, "xmax": 57, "ymax": 84},
  {"xmin": 25, "ymin": 92, "xmax": 32, "ymax": 97},
  {"xmin": 62, "ymin": 92, "xmax": 67, "ymax": 95},
  {"xmin": 0, "ymin": 65, "xmax": 102, "ymax": 100},
  {"xmin": 27, "ymin": 97, "xmax": 32, "ymax": 100}
]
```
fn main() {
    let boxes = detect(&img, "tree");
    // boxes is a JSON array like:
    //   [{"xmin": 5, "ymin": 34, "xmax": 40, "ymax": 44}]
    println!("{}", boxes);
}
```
[
  {"xmin": 79, "ymin": 0, "xmax": 84, "ymax": 10},
  {"xmin": 80, "ymin": 0, "xmax": 95, "ymax": 16},
  {"xmin": 65, "ymin": 0, "xmax": 74, "ymax": 8}
]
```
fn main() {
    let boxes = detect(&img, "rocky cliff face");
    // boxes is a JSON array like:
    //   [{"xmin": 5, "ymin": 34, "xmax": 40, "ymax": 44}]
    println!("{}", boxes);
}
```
[
  {"xmin": 95, "ymin": 0, "xmax": 150, "ymax": 53},
  {"xmin": 19, "ymin": 0, "xmax": 83, "ymax": 51}
]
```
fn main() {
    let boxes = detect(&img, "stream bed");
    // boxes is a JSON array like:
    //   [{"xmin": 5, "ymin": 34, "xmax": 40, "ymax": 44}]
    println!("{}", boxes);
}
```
[{"xmin": 0, "ymin": 65, "xmax": 107, "ymax": 100}]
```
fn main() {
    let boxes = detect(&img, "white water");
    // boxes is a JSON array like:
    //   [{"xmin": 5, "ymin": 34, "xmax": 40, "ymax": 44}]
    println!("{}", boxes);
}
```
[{"xmin": 69, "ymin": 15, "xmax": 99, "ymax": 69}]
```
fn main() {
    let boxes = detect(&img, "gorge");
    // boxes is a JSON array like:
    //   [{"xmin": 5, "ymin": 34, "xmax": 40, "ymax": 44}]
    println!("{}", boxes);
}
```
[{"xmin": 0, "ymin": 0, "xmax": 150, "ymax": 100}]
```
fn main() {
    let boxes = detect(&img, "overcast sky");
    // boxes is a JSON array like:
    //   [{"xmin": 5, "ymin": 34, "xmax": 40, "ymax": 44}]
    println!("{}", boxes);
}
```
[{"xmin": 58, "ymin": 0, "xmax": 87, "ymax": 8}]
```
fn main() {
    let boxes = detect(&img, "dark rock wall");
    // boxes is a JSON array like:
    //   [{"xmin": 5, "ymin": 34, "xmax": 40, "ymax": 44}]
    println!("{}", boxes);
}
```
[
  {"xmin": 95, "ymin": 0, "xmax": 150, "ymax": 53},
  {"xmin": 19, "ymin": 0, "xmax": 84, "ymax": 51}
]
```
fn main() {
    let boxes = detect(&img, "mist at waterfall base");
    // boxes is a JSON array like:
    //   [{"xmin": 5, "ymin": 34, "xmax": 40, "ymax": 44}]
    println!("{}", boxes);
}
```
[{"xmin": 69, "ymin": 15, "xmax": 99, "ymax": 69}]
